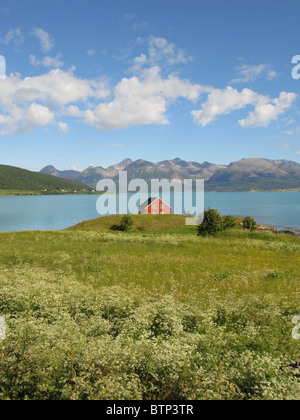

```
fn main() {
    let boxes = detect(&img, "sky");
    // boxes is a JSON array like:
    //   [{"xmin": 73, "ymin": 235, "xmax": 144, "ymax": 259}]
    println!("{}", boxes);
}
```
[{"xmin": 0, "ymin": 0, "xmax": 300, "ymax": 172}]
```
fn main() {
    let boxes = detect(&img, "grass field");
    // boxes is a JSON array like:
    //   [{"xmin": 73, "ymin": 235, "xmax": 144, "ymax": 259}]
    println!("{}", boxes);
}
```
[{"xmin": 0, "ymin": 215, "xmax": 299, "ymax": 400}]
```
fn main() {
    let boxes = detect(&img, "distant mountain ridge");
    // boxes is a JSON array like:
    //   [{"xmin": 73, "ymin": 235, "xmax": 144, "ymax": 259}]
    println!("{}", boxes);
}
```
[{"xmin": 40, "ymin": 157, "xmax": 300, "ymax": 192}]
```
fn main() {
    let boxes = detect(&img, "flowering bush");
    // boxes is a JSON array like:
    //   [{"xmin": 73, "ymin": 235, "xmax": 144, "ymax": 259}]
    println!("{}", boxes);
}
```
[{"xmin": 0, "ymin": 230, "xmax": 299, "ymax": 400}]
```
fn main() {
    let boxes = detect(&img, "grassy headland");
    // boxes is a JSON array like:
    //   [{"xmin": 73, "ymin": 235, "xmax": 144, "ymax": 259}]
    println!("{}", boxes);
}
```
[{"xmin": 0, "ymin": 215, "xmax": 299, "ymax": 400}]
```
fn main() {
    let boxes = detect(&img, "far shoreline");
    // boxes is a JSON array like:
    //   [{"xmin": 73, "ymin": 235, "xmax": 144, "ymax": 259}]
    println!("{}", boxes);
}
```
[
  {"xmin": 0, "ymin": 190, "xmax": 102, "ymax": 197},
  {"xmin": 1, "ymin": 189, "xmax": 300, "ymax": 197}
]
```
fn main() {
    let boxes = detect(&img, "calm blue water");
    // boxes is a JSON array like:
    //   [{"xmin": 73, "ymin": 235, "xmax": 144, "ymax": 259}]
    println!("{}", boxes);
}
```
[{"xmin": 0, "ymin": 192, "xmax": 299, "ymax": 232}]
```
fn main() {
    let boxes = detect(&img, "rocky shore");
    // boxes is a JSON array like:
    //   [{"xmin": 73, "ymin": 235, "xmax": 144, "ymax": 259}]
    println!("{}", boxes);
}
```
[{"xmin": 257, "ymin": 224, "xmax": 297, "ymax": 236}]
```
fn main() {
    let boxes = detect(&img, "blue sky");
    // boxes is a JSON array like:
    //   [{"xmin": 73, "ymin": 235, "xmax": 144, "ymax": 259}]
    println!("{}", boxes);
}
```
[{"xmin": 0, "ymin": 0, "xmax": 300, "ymax": 171}]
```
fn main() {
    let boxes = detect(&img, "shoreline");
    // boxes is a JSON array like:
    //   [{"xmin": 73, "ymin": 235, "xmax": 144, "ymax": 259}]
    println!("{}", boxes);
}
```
[
  {"xmin": 0, "ymin": 190, "xmax": 101, "ymax": 197},
  {"xmin": 1, "ymin": 189, "xmax": 300, "ymax": 197},
  {"xmin": 256, "ymin": 223, "xmax": 299, "ymax": 236}
]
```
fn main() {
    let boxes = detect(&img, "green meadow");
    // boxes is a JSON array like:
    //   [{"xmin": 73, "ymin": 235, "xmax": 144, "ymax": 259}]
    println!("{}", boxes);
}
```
[{"xmin": 0, "ymin": 215, "xmax": 299, "ymax": 400}]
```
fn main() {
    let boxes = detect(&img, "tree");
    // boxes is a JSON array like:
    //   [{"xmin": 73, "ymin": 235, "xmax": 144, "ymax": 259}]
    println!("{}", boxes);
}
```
[
  {"xmin": 242, "ymin": 216, "xmax": 257, "ymax": 232},
  {"xmin": 198, "ymin": 209, "xmax": 224, "ymax": 236},
  {"xmin": 119, "ymin": 215, "xmax": 134, "ymax": 232}
]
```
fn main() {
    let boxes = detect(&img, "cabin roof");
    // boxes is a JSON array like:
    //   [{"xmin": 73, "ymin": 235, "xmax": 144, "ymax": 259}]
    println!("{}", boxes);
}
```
[{"xmin": 139, "ymin": 197, "xmax": 169, "ymax": 211}]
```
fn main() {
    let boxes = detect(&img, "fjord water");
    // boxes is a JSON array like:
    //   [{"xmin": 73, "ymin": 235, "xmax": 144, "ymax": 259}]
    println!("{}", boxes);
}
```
[{"xmin": 0, "ymin": 192, "xmax": 299, "ymax": 232}]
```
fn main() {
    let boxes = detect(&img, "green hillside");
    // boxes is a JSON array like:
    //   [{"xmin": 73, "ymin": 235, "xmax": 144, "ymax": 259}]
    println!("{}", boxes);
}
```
[
  {"xmin": 69, "ymin": 214, "xmax": 197, "ymax": 234},
  {"xmin": 0, "ymin": 164, "xmax": 92, "ymax": 195}
]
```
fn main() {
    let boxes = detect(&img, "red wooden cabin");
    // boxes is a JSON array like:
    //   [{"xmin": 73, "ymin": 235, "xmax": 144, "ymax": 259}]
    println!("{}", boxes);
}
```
[{"xmin": 139, "ymin": 197, "xmax": 172, "ymax": 215}]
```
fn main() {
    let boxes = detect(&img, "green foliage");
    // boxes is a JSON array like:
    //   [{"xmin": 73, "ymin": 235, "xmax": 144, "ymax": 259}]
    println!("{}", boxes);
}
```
[
  {"xmin": 243, "ymin": 216, "xmax": 258, "ymax": 231},
  {"xmin": 222, "ymin": 215, "xmax": 236, "ymax": 230},
  {"xmin": 198, "ymin": 209, "xmax": 224, "ymax": 236},
  {"xmin": 119, "ymin": 215, "xmax": 134, "ymax": 232},
  {"xmin": 198, "ymin": 210, "xmax": 238, "ymax": 237},
  {"xmin": 111, "ymin": 215, "xmax": 134, "ymax": 232}
]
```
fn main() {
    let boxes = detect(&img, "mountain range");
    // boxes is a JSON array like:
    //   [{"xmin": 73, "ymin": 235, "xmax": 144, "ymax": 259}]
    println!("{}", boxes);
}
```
[{"xmin": 40, "ymin": 158, "xmax": 300, "ymax": 192}]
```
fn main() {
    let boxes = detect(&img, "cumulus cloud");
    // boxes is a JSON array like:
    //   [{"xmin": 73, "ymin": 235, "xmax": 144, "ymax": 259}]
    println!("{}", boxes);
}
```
[
  {"xmin": 192, "ymin": 86, "xmax": 265, "ymax": 126},
  {"xmin": 192, "ymin": 87, "xmax": 297, "ymax": 128},
  {"xmin": 0, "ymin": 103, "xmax": 54, "ymax": 135},
  {"xmin": 0, "ymin": 69, "xmax": 110, "ymax": 135},
  {"xmin": 65, "ymin": 66, "xmax": 206, "ymax": 131},
  {"xmin": 31, "ymin": 28, "xmax": 54, "ymax": 53},
  {"xmin": 0, "ymin": 69, "xmax": 109, "ymax": 107},
  {"xmin": 239, "ymin": 92, "xmax": 297, "ymax": 128},
  {"xmin": 0, "ymin": 34, "xmax": 297, "ymax": 136}
]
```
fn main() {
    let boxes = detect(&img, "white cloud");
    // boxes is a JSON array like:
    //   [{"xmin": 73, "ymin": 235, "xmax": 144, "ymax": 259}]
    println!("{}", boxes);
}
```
[
  {"xmin": 0, "ymin": 28, "xmax": 24, "ymax": 46},
  {"xmin": 0, "ymin": 69, "xmax": 110, "ymax": 135},
  {"xmin": 31, "ymin": 28, "xmax": 54, "ymax": 53},
  {"xmin": 66, "ymin": 66, "xmax": 205, "ymax": 131},
  {"xmin": 148, "ymin": 37, "xmax": 191, "ymax": 67},
  {"xmin": 57, "ymin": 121, "xmax": 69, "ymax": 133},
  {"xmin": 0, "ymin": 103, "xmax": 54, "ymax": 135},
  {"xmin": 0, "ymin": 40, "xmax": 297, "ymax": 137},
  {"xmin": 0, "ymin": 69, "xmax": 110, "ymax": 108},
  {"xmin": 129, "ymin": 53, "xmax": 147, "ymax": 73},
  {"xmin": 128, "ymin": 37, "xmax": 192, "ymax": 74},
  {"xmin": 192, "ymin": 86, "xmax": 264, "ymax": 127},
  {"xmin": 231, "ymin": 63, "xmax": 277, "ymax": 84},
  {"xmin": 239, "ymin": 92, "xmax": 297, "ymax": 128},
  {"xmin": 192, "ymin": 86, "xmax": 297, "ymax": 128},
  {"xmin": 29, "ymin": 54, "xmax": 64, "ymax": 68}
]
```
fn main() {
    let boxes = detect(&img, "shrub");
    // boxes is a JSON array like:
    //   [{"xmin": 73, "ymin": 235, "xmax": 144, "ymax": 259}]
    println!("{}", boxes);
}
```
[
  {"xmin": 243, "ymin": 216, "xmax": 257, "ymax": 232},
  {"xmin": 197, "ymin": 209, "xmax": 224, "ymax": 236},
  {"xmin": 222, "ymin": 215, "xmax": 236, "ymax": 230},
  {"xmin": 119, "ymin": 215, "xmax": 134, "ymax": 232}
]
